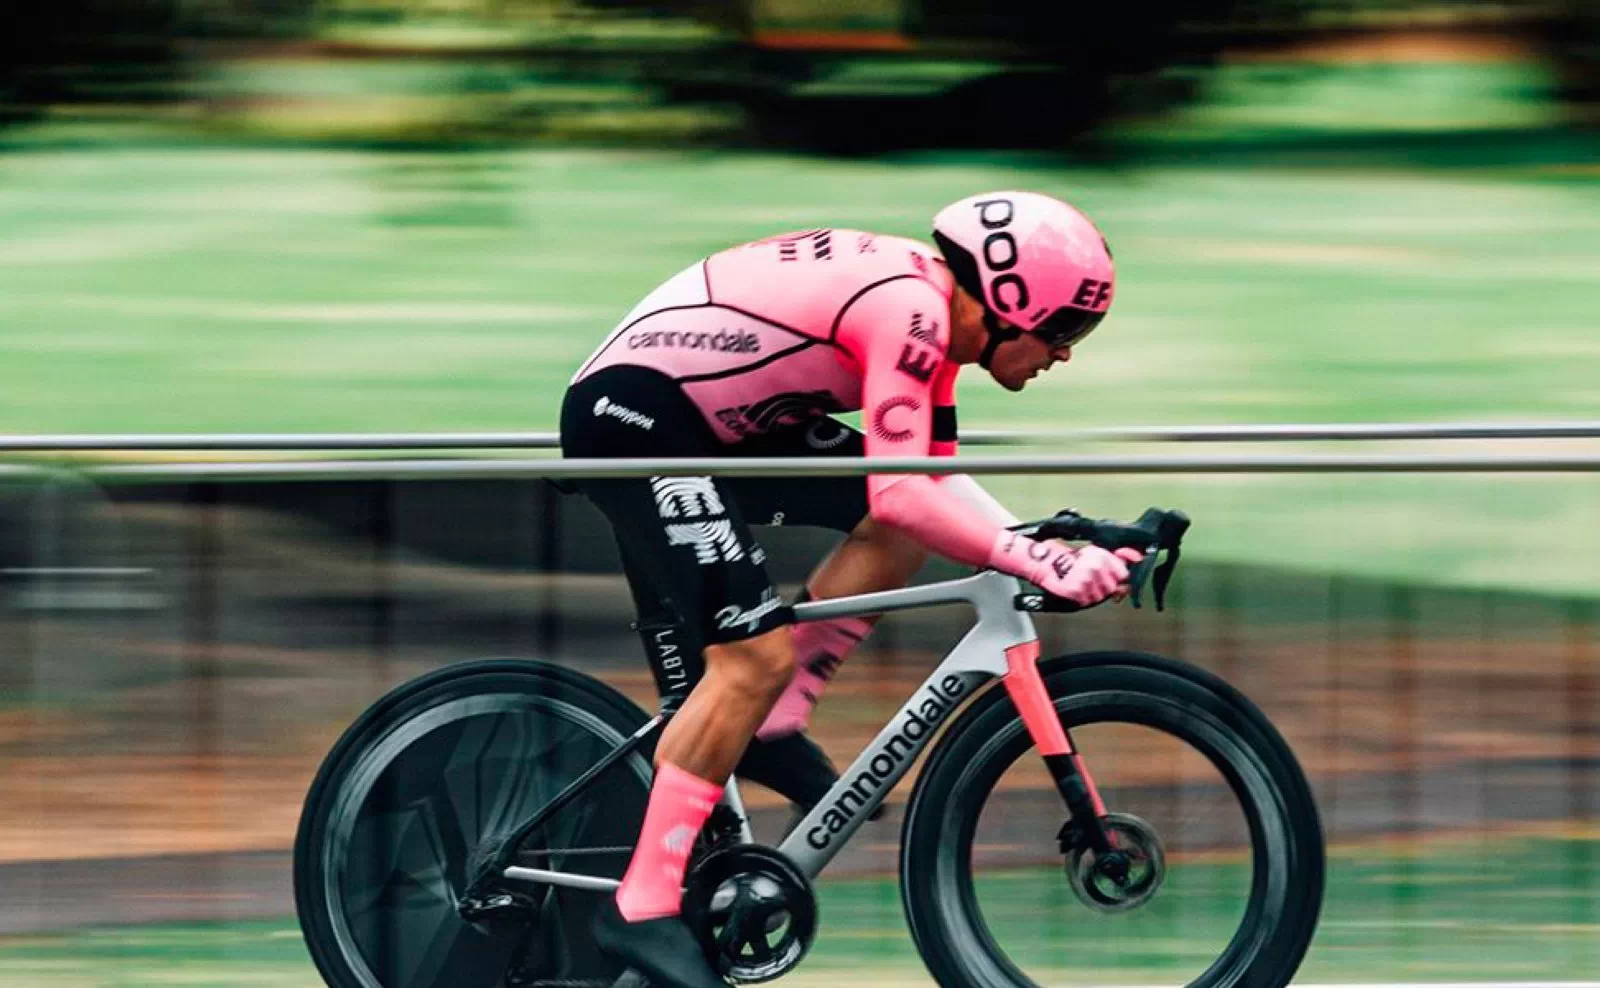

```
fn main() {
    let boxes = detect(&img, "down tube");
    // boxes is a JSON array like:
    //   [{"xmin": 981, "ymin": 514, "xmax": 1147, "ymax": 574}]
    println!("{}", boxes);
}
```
[{"xmin": 779, "ymin": 669, "xmax": 993, "ymax": 878}]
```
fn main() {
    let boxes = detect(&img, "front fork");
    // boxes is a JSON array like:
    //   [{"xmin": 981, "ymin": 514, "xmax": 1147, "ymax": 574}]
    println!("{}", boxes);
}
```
[{"xmin": 1001, "ymin": 641, "xmax": 1114, "ymax": 855}]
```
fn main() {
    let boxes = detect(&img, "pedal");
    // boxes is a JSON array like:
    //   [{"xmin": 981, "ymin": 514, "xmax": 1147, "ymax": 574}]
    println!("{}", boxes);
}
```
[{"xmin": 610, "ymin": 970, "xmax": 650, "ymax": 988}]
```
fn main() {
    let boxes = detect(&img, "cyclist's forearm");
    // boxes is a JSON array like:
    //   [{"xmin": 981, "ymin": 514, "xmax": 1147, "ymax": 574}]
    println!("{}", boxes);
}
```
[
  {"xmin": 936, "ymin": 473, "xmax": 1021, "ymax": 528},
  {"xmin": 868, "ymin": 474, "xmax": 1001, "ymax": 568},
  {"xmin": 870, "ymin": 475, "xmax": 1104, "ymax": 594}
]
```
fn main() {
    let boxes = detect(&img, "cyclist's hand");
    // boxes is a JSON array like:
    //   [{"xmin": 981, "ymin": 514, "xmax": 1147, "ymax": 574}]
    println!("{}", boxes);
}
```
[
  {"xmin": 1048, "ymin": 545, "xmax": 1144, "ymax": 605},
  {"xmin": 1102, "ymin": 546, "xmax": 1146, "ymax": 602},
  {"xmin": 990, "ymin": 534, "xmax": 1144, "ymax": 606}
]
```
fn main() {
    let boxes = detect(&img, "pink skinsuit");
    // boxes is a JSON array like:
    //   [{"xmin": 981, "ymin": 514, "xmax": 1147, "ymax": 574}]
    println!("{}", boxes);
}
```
[{"xmin": 571, "ymin": 229, "xmax": 1007, "ymax": 567}]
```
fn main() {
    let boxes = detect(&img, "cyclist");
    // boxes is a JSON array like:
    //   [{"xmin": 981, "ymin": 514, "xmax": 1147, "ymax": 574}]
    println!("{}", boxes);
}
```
[{"xmin": 559, "ymin": 191, "xmax": 1140, "ymax": 988}]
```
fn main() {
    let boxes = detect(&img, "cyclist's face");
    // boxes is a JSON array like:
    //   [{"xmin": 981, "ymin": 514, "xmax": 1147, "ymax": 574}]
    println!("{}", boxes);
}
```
[
  {"xmin": 945, "ymin": 286, "xmax": 990, "ymax": 365},
  {"xmin": 988, "ymin": 332, "xmax": 1072, "ymax": 392}
]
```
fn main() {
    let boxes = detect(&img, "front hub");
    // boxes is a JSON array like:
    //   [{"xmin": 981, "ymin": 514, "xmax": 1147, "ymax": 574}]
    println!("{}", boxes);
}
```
[{"xmin": 1065, "ymin": 812, "xmax": 1166, "ymax": 912}]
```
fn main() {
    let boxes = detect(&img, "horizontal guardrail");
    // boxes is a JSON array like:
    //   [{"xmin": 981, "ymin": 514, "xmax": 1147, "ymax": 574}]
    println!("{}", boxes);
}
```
[
  {"xmin": 0, "ymin": 433, "xmax": 562, "ymax": 452},
  {"xmin": 1012, "ymin": 421, "xmax": 1600, "ymax": 443},
  {"xmin": 71, "ymin": 452, "xmax": 1600, "ymax": 484},
  {"xmin": 2, "ymin": 420, "xmax": 1599, "ymax": 452}
]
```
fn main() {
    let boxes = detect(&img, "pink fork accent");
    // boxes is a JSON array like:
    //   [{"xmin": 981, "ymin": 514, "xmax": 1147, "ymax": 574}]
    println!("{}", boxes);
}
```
[
  {"xmin": 1002, "ymin": 640, "xmax": 1108, "ymax": 818},
  {"xmin": 1003, "ymin": 640, "xmax": 1068, "ymax": 755}
]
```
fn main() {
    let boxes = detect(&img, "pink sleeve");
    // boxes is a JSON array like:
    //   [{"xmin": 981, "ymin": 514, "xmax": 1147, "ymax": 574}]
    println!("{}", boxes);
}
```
[
  {"xmin": 835, "ymin": 279, "xmax": 1005, "ymax": 567},
  {"xmin": 936, "ymin": 474, "xmax": 1021, "ymax": 528}
]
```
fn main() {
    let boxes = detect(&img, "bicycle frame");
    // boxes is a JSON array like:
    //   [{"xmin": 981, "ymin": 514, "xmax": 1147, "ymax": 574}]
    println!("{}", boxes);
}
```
[{"xmin": 496, "ymin": 566, "xmax": 1113, "ymax": 894}]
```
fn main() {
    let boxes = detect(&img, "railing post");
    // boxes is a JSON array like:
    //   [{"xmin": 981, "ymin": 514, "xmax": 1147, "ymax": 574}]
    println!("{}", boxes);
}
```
[
  {"xmin": 368, "ymin": 480, "xmax": 395, "ymax": 681},
  {"xmin": 182, "ymin": 480, "xmax": 223, "ymax": 911},
  {"xmin": 537, "ymin": 479, "xmax": 564, "ymax": 659}
]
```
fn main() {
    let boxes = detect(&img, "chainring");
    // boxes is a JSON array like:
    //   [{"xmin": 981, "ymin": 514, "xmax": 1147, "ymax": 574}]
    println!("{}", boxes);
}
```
[{"xmin": 681, "ymin": 844, "xmax": 817, "ymax": 984}]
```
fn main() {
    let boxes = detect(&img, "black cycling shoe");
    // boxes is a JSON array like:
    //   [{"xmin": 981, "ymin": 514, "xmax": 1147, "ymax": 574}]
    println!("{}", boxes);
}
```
[
  {"xmin": 591, "ymin": 897, "xmax": 726, "ymax": 988},
  {"xmin": 736, "ymin": 730, "xmax": 884, "ymax": 821}
]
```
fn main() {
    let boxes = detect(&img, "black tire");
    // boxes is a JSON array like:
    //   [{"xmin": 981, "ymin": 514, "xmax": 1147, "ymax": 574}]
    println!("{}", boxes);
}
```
[
  {"xmin": 901, "ymin": 650, "xmax": 1324, "ymax": 988},
  {"xmin": 294, "ymin": 658, "xmax": 654, "ymax": 988}
]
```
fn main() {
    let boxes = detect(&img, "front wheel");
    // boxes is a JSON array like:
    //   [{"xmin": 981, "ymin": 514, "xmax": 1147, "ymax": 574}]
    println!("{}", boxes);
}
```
[{"xmin": 901, "ymin": 651, "xmax": 1324, "ymax": 988}]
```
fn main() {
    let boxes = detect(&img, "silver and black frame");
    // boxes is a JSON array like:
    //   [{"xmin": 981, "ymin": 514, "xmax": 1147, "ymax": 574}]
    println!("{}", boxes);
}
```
[{"xmin": 484, "ymin": 561, "xmax": 1100, "ymax": 897}]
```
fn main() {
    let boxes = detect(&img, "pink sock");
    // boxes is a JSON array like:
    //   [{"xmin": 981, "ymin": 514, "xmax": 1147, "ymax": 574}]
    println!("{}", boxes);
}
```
[
  {"xmin": 757, "ymin": 614, "xmax": 873, "ymax": 740},
  {"xmin": 615, "ymin": 762, "xmax": 723, "ymax": 921}
]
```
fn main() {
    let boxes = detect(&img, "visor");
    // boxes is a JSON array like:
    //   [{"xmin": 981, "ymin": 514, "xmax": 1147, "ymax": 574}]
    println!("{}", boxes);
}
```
[{"xmin": 1034, "ymin": 306, "xmax": 1106, "ymax": 349}]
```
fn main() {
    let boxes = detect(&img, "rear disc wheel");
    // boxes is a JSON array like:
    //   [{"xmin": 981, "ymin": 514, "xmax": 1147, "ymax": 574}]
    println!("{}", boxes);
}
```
[{"xmin": 294, "ymin": 659, "xmax": 653, "ymax": 988}]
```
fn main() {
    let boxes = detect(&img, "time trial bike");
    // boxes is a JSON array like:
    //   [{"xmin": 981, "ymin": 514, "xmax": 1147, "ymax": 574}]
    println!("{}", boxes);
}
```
[{"xmin": 294, "ymin": 506, "xmax": 1324, "ymax": 988}]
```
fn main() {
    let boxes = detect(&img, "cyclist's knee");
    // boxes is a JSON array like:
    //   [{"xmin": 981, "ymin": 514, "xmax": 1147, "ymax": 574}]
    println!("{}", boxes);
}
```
[{"xmin": 704, "ymin": 626, "xmax": 795, "ymax": 699}]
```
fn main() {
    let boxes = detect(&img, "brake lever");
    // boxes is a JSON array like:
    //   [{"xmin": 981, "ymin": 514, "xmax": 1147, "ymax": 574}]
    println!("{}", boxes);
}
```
[
  {"xmin": 1126, "ymin": 550, "xmax": 1160, "ymax": 610},
  {"xmin": 1150, "ymin": 509, "xmax": 1189, "ymax": 610},
  {"xmin": 1130, "ymin": 510, "xmax": 1189, "ymax": 610},
  {"xmin": 1152, "ymin": 543, "xmax": 1181, "ymax": 610}
]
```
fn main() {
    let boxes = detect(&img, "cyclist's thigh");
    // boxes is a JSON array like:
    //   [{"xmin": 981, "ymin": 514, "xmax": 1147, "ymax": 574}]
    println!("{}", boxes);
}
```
[
  {"xmin": 722, "ymin": 417, "xmax": 869, "ymax": 533},
  {"xmin": 616, "ymin": 539, "xmax": 706, "ymax": 703},
  {"xmin": 562, "ymin": 366, "xmax": 793, "ymax": 651}
]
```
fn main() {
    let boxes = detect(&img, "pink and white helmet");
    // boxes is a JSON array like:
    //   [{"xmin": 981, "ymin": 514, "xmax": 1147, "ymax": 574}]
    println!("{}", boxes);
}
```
[{"xmin": 932, "ymin": 191, "xmax": 1116, "ymax": 349}]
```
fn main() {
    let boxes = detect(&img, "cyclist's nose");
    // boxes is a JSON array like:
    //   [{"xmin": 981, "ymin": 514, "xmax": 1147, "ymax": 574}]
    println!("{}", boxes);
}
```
[{"xmin": 1051, "ymin": 346, "xmax": 1074, "ymax": 366}]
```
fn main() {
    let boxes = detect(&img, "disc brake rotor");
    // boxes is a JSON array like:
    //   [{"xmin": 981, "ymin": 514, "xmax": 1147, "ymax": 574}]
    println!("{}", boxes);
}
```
[{"xmin": 1066, "ymin": 812, "xmax": 1167, "ymax": 912}]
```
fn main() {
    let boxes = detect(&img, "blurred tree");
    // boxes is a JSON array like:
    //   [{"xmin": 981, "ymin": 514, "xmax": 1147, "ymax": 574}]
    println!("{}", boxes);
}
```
[
  {"xmin": 0, "ymin": 0, "xmax": 187, "ymax": 126},
  {"xmin": 1533, "ymin": 0, "xmax": 1599, "ymax": 123},
  {"xmin": 4, "ymin": 0, "xmax": 1592, "ymax": 143},
  {"xmin": 575, "ymin": 0, "xmax": 749, "ymax": 36},
  {"xmin": 708, "ymin": 0, "xmax": 1247, "ymax": 151},
  {"xmin": 182, "ymin": 0, "xmax": 323, "ymax": 37},
  {"xmin": 0, "ymin": 0, "xmax": 332, "ymax": 130},
  {"xmin": 908, "ymin": 0, "xmax": 1243, "ymax": 139}
]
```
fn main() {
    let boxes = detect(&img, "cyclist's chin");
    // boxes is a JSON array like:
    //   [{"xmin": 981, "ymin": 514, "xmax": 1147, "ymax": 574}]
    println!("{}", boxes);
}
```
[{"xmin": 989, "ymin": 368, "xmax": 1031, "ymax": 392}]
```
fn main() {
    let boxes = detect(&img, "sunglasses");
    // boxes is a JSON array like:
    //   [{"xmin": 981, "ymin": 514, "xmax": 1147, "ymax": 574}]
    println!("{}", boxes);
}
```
[{"xmin": 1035, "ymin": 306, "xmax": 1107, "ymax": 350}]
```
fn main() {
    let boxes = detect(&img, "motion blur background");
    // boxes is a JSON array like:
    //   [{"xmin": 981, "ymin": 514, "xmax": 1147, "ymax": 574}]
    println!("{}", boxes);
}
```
[{"xmin": 1, "ymin": 0, "xmax": 1598, "ymax": 984}]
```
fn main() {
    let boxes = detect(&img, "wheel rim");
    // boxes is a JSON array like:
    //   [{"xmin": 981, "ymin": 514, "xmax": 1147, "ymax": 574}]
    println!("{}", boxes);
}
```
[
  {"xmin": 936, "ymin": 690, "xmax": 1291, "ymax": 988},
  {"xmin": 320, "ymin": 691, "xmax": 650, "ymax": 988}
]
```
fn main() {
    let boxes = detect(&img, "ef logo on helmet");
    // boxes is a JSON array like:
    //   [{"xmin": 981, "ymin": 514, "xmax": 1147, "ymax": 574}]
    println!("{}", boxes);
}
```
[{"xmin": 1073, "ymin": 278, "xmax": 1112, "ymax": 310}]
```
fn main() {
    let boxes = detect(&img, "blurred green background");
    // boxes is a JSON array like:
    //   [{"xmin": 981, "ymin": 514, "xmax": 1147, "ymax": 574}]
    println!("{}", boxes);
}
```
[
  {"xmin": 1, "ymin": 2, "xmax": 1598, "ymax": 986},
  {"xmin": 3, "ymin": 2, "xmax": 1598, "ymax": 593}
]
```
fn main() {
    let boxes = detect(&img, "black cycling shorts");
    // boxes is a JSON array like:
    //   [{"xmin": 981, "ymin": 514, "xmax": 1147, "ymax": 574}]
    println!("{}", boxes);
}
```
[{"xmin": 560, "ymin": 366, "xmax": 868, "ymax": 698}]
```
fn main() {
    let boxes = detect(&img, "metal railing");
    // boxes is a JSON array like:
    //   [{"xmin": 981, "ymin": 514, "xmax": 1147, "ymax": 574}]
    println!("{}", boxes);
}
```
[
  {"xmin": 0, "ymin": 439, "xmax": 1589, "ymax": 616},
  {"xmin": 1, "ymin": 419, "xmax": 1598, "ymax": 454},
  {"xmin": 50, "ymin": 450, "xmax": 1600, "ymax": 483},
  {"xmin": 0, "ymin": 424, "xmax": 1591, "ymax": 615}
]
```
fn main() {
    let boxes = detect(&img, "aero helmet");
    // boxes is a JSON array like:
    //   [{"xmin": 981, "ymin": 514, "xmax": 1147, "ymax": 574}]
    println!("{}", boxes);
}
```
[{"xmin": 932, "ymin": 191, "xmax": 1115, "ymax": 365}]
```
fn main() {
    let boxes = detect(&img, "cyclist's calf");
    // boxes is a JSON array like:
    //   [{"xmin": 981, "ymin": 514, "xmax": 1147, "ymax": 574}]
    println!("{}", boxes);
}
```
[{"xmin": 656, "ymin": 625, "xmax": 796, "ymax": 782}]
